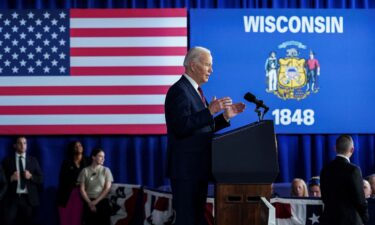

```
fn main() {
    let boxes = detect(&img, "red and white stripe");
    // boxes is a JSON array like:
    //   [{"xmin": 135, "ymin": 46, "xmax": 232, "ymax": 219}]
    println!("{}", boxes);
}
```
[{"xmin": 0, "ymin": 9, "xmax": 187, "ymax": 134}]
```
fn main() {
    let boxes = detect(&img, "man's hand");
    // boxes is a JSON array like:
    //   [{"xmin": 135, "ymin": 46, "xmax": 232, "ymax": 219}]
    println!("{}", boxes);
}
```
[
  {"xmin": 24, "ymin": 170, "xmax": 32, "ymax": 180},
  {"xmin": 10, "ymin": 171, "xmax": 19, "ymax": 182},
  {"xmin": 208, "ymin": 97, "xmax": 232, "ymax": 115},
  {"xmin": 224, "ymin": 102, "xmax": 246, "ymax": 120}
]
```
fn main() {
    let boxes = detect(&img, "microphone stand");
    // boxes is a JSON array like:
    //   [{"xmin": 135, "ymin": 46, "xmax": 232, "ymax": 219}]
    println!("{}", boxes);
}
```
[{"xmin": 255, "ymin": 106, "xmax": 269, "ymax": 122}]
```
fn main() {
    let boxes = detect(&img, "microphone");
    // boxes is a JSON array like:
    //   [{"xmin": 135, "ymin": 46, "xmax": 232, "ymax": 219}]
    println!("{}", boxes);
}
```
[{"xmin": 243, "ymin": 92, "xmax": 269, "ymax": 110}]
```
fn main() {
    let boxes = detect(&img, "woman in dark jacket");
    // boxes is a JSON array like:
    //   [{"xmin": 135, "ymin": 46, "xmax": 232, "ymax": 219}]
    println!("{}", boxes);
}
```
[{"xmin": 57, "ymin": 141, "xmax": 89, "ymax": 225}]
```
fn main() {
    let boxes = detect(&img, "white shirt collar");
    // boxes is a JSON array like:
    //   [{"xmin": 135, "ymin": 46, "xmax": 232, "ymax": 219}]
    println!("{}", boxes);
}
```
[
  {"xmin": 183, "ymin": 73, "xmax": 199, "ymax": 91},
  {"xmin": 336, "ymin": 154, "xmax": 350, "ymax": 163},
  {"xmin": 15, "ymin": 152, "xmax": 26, "ymax": 158}
]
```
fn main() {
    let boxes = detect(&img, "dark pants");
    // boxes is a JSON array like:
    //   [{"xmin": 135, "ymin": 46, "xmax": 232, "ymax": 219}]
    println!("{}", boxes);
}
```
[
  {"xmin": 3, "ymin": 194, "xmax": 34, "ymax": 225},
  {"xmin": 83, "ymin": 198, "xmax": 111, "ymax": 225},
  {"xmin": 171, "ymin": 179, "xmax": 209, "ymax": 225}
]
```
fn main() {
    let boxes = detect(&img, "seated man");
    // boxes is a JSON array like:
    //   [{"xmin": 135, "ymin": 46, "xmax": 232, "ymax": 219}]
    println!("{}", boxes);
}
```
[{"xmin": 308, "ymin": 176, "xmax": 321, "ymax": 197}]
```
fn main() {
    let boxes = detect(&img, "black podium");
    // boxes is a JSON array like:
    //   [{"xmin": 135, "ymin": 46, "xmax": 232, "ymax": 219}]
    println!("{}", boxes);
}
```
[{"xmin": 212, "ymin": 120, "xmax": 279, "ymax": 225}]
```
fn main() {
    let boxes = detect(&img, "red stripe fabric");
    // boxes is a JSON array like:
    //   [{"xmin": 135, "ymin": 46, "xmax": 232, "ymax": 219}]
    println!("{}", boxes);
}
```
[
  {"xmin": 0, "ymin": 105, "xmax": 164, "ymax": 115},
  {"xmin": 70, "ymin": 47, "xmax": 187, "ymax": 56},
  {"xmin": 70, "ymin": 28, "xmax": 187, "ymax": 37},
  {"xmin": 0, "ymin": 125, "xmax": 167, "ymax": 134},
  {"xmin": 0, "ymin": 86, "xmax": 170, "ymax": 95},
  {"xmin": 70, "ymin": 66, "xmax": 184, "ymax": 76}
]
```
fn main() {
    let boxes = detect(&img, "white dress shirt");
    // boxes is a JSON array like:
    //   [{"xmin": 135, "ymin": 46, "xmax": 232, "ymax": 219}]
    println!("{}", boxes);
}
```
[{"xmin": 15, "ymin": 153, "xmax": 28, "ymax": 193}]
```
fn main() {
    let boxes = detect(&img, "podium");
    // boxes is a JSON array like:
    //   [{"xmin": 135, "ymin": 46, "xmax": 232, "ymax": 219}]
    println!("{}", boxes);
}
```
[{"xmin": 212, "ymin": 120, "xmax": 279, "ymax": 225}]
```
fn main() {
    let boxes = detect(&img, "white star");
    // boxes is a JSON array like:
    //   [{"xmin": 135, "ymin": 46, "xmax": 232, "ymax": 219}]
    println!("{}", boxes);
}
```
[
  {"xmin": 59, "ymin": 12, "xmax": 66, "ymax": 19},
  {"xmin": 43, "ymin": 66, "xmax": 50, "ymax": 73},
  {"xmin": 28, "ymin": 12, "xmax": 34, "ymax": 19},
  {"xmin": 4, "ymin": 19, "xmax": 10, "ymax": 26},
  {"xmin": 12, "ymin": 53, "xmax": 19, "ymax": 59},
  {"xmin": 51, "ymin": 60, "xmax": 58, "ymax": 66},
  {"xmin": 27, "ymin": 25, "xmax": 34, "ymax": 32},
  {"xmin": 43, "ymin": 39, "xmax": 50, "ymax": 46},
  {"xmin": 27, "ymin": 53, "xmax": 34, "ymax": 59},
  {"xmin": 11, "ymin": 26, "xmax": 18, "ymax": 32},
  {"xmin": 28, "ymin": 66, "xmax": 34, "ymax": 73},
  {"xmin": 51, "ymin": 46, "xmax": 58, "ymax": 52},
  {"xmin": 0, "ymin": 41, "xmax": 2, "ymax": 46},
  {"xmin": 51, "ymin": 19, "xmax": 58, "ymax": 25},
  {"xmin": 309, "ymin": 213, "xmax": 320, "ymax": 224},
  {"xmin": 12, "ymin": 12, "xmax": 19, "ymax": 19},
  {"xmin": 4, "ymin": 60, "xmax": 11, "ymax": 66},
  {"xmin": 59, "ymin": 25, "xmax": 66, "ymax": 32},
  {"xmin": 0, "ymin": 14, "xmax": 2, "ymax": 19},
  {"xmin": 4, "ymin": 46, "xmax": 10, "ymax": 53},
  {"xmin": 36, "ymin": 60, "xmax": 42, "ymax": 66},
  {"xmin": 12, "ymin": 66, "xmax": 19, "ymax": 73},
  {"xmin": 35, "ymin": 46, "xmax": 42, "ymax": 52},
  {"xmin": 12, "ymin": 39, "xmax": 18, "ymax": 46},
  {"xmin": 43, "ymin": 25, "xmax": 50, "ymax": 32},
  {"xmin": 20, "ymin": 19, "xmax": 26, "ymax": 26},
  {"xmin": 59, "ymin": 39, "xmax": 66, "ymax": 46},
  {"xmin": 0, "ymin": 54, "xmax": 2, "ymax": 59},
  {"xmin": 35, "ymin": 32, "xmax": 42, "ymax": 39},
  {"xmin": 51, "ymin": 32, "xmax": 58, "ymax": 39},
  {"xmin": 4, "ymin": 33, "xmax": 10, "ymax": 39},
  {"xmin": 27, "ymin": 39, "xmax": 34, "ymax": 46},
  {"xmin": 59, "ymin": 66, "xmax": 66, "ymax": 73},
  {"xmin": 0, "ymin": 27, "xmax": 2, "ymax": 32},
  {"xmin": 43, "ymin": 12, "xmax": 50, "ymax": 19},
  {"xmin": 20, "ymin": 46, "xmax": 27, "ymax": 53},
  {"xmin": 59, "ymin": 52, "xmax": 66, "ymax": 59},
  {"xmin": 35, "ymin": 19, "xmax": 42, "ymax": 26},
  {"xmin": 43, "ymin": 52, "xmax": 50, "ymax": 59},
  {"xmin": 0, "ymin": 67, "xmax": 2, "ymax": 73},
  {"xmin": 20, "ymin": 32, "xmax": 26, "ymax": 39},
  {"xmin": 20, "ymin": 60, "xmax": 27, "ymax": 66}
]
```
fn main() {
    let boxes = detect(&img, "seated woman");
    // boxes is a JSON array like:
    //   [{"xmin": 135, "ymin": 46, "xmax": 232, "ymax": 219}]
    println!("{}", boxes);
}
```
[
  {"xmin": 78, "ymin": 148, "xmax": 113, "ymax": 225},
  {"xmin": 57, "ymin": 141, "xmax": 89, "ymax": 225},
  {"xmin": 291, "ymin": 178, "xmax": 309, "ymax": 197}
]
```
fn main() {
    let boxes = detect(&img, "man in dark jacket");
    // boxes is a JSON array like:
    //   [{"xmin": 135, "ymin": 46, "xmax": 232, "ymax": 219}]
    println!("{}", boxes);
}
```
[
  {"xmin": 2, "ymin": 136, "xmax": 43, "ymax": 225},
  {"xmin": 165, "ymin": 46, "xmax": 245, "ymax": 225},
  {"xmin": 320, "ymin": 135, "xmax": 369, "ymax": 225}
]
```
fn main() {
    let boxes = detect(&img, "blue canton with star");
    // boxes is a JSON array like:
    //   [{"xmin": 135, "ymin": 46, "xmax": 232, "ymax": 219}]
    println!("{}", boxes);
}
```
[
  {"xmin": 0, "ymin": 10, "xmax": 69, "ymax": 76},
  {"xmin": 306, "ymin": 204, "xmax": 323, "ymax": 225}
]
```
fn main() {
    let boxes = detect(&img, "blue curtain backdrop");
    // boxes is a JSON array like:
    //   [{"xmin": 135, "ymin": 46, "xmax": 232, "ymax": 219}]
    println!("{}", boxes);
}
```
[{"xmin": 0, "ymin": 0, "xmax": 374, "ymax": 225}]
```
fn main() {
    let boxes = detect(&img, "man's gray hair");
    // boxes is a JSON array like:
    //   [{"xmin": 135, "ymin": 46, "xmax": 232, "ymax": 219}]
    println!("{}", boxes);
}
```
[
  {"xmin": 336, "ymin": 134, "xmax": 354, "ymax": 154},
  {"xmin": 183, "ymin": 46, "xmax": 211, "ymax": 67}
]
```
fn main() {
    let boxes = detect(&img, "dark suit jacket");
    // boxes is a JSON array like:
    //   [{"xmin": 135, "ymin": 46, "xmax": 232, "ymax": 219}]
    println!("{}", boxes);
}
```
[
  {"xmin": 165, "ymin": 75, "xmax": 230, "ymax": 180},
  {"xmin": 2, "ymin": 154, "xmax": 43, "ymax": 207},
  {"xmin": 320, "ymin": 156, "xmax": 369, "ymax": 225}
]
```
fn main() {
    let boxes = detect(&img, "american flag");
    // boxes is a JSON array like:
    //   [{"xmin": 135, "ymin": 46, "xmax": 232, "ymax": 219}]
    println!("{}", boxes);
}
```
[{"xmin": 0, "ymin": 9, "xmax": 187, "ymax": 134}]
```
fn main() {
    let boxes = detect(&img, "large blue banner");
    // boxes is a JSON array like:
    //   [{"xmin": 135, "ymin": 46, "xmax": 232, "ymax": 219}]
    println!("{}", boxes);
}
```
[{"xmin": 190, "ymin": 9, "xmax": 375, "ymax": 133}]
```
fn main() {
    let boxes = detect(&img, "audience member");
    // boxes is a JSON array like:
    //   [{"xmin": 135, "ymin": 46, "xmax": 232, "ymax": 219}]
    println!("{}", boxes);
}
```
[
  {"xmin": 363, "ymin": 179, "xmax": 372, "ymax": 199},
  {"xmin": 78, "ymin": 148, "xmax": 113, "ymax": 225},
  {"xmin": 2, "ymin": 136, "xmax": 43, "ymax": 225},
  {"xmin": 291, "ymin": 178, "xmax": 309, "ymax": 197},
  {"xmin": 308, "ymin": 176, "xmax": 321, "ymax": 197},
  {"xmin": 320, "ymin": 134, "xmax": 368, "ymax": 225},
  {"xmin": 367, "ymin": 174, "xmax": 375, "ymax": 198},
  {"xmin": 57, "ymin": 141, "xmax": 89, "ymax": 225}
]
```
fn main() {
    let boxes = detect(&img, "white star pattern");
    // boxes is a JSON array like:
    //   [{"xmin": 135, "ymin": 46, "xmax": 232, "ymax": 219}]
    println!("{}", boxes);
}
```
[
  {"xmin": 1, "ymin": 10, "xmax": 69, "ymax": 75},
  {"xmin": 309, "ymin": 213, "xmax": 320, "ymax": 224}
]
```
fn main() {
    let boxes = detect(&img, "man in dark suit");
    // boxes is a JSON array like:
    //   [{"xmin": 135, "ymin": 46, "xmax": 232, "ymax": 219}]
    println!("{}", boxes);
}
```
[
  {"xmin": 2, "ymin": 136, "xmax": 43, "ymax": 225},
  {"xmin": 165, "ymin": 46, "xmax": 245, "ymax": 225},
  {"xmin": 320, "ymin": 135, "xmax": 369, "ymax": 225}
]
